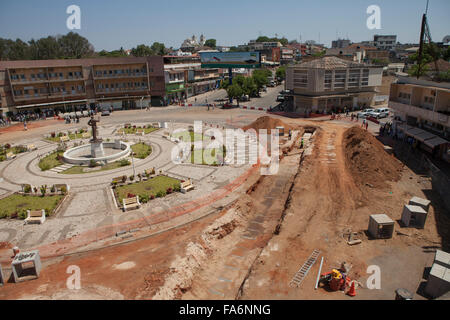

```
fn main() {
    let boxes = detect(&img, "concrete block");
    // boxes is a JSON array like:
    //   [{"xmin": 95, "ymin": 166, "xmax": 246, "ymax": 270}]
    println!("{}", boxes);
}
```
[
  {"xmin": 11, "ymin": 250, "xmax": 41, "ymax": 283},
  {"xmin": 368, "ymin": 214, "xmax": 395, "ymax": 239},
  {"xmin": 425, "ymin": 263, "xmax": 450, "ymax": 299},
  {"xmin": 409, "ymin": 196, "xmax": 431, "ymax": 213},
  {"xmin": 435, "ymin": 250, "xmax": 450, "ymax": 269},
  {"xmin": 0, "ymin": 264, "xmax": 4, "ymax": 286},
  {"xmin": 401, "ymin": 204, "xmax": 428, "ymax": 228}
]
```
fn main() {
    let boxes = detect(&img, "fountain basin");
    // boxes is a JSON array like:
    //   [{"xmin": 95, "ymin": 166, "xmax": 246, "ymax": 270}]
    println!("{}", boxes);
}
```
[{"xmin": 63, "ymin": 141, "xmax": 131, "ymax": 166}]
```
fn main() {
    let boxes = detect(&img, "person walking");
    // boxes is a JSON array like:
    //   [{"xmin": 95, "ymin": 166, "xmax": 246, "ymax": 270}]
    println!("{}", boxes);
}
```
[
  {"xmin": 365, "ymin": 121, "xmax": 369, "ymax": 130},
  {"xmin": 23, "ymin": 121, "xmax": 28, "ymax": 131},
  {"xmin": 361, "ymin": 119, "xmax": 365, "ymax": 128}
]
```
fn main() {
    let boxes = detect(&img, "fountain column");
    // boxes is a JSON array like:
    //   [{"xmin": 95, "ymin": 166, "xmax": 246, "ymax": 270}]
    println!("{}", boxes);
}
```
[{"xmin": 88, "ymin": 116, "xmax": 105, "ymax": 158}]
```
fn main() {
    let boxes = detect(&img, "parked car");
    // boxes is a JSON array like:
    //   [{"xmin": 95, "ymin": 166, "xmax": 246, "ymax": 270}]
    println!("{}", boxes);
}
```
[
  {"xmin": 101, "ymin": 109, "xmax": 111, "ymax": 116},
  {"xmin": 240, "ymin": 95, "xmax": 250, "ymax": 102},
  {"xmin": 369, "ymin": 108, "xmax": 390, "ymax": 119},
  {"xmin": 262, "ymin": 85, "xmax": 267, "ymax": 92},
  {"xmin": 267, "ymin": 80, "xmax": 276, "ymax": 87},
  {"xmin": 357, "ymin": 108, "xmax": 375, "ymax": 118},
  {"xmin": 276, "ymin": 95, "xmax": 285, "ymax": 102}
]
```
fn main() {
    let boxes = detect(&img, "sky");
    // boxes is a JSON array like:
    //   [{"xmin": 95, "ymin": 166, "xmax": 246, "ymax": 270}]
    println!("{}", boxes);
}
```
[{"xmin": 0, "ymin": 0, "xmax": 449, "ymax": 51}]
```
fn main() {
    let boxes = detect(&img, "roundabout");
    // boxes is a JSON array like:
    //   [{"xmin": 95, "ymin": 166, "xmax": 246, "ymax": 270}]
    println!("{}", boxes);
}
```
[{"xmin": 0, "ymin": 114, "xmax": 257, "ymax": 259}]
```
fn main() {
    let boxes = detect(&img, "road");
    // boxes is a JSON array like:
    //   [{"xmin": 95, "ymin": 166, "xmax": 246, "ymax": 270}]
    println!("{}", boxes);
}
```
[{"xmin": 185, "ymin": 83, "xmax": 284, "ymax": 109}]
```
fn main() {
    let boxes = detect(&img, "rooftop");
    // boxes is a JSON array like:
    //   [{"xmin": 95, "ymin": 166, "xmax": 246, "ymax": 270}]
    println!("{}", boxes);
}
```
[{"xmin": 293, "ymin": 56, "xmax": 376, "ymax": 70}]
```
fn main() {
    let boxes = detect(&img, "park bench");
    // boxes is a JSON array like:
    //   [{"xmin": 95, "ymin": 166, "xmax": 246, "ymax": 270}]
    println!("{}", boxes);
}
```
[
  {"xmin": 82, "ymin": 132, "xmax": 90, "ymax": 139},
  {"xmin": 25, "ymin": 210, "xmax": 46, "ymax": 224},
  {"xmin": 162, "ymin": 131, "xmax": 170, "ymax": 139},
  {"xmin": 60, "ymin": 135, "xmax": 69, "ymax": 142},
  {"xmin": 6, "ymin": 152, "xmax": 16, "ymax": 160},
  {"xmin": 112, "ymin": 176, "xmax": 126, "ymax": 184},
  {"xmin": 123, "ymin": 196, "xmax": 141, "ymax": 212},
  {"xmin": 54, "ymin": 184, "xmax": 70, "ymax": 193},
  {"xmin": 27, "ymin": 144, "xmax": 37, "ymax": 151},
  {"xmin": 180, "ymin": 179, "xmax": 194, "ymax": 194}
]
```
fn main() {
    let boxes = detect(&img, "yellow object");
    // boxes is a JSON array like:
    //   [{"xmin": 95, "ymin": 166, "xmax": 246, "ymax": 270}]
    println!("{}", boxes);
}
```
[{"xmin": 331, "ymin": 269, "xmax": 342, "ymax": 279}]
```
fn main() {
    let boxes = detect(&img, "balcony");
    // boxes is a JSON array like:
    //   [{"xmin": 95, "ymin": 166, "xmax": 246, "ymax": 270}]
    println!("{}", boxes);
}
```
[
  {"xmin": 93, "ymin": 72, "xmax": 147, "ymax": 80},
  {"xmin": 95, "ymin": 87, "xmax": 148, "ymax": 94},
  {"xmin": 11, "ymin": 76, "xmax": 85, "ymax": 85},
  {"xmin": 389, "ymin": 100, "xmax": 450, "ymax": 127}
]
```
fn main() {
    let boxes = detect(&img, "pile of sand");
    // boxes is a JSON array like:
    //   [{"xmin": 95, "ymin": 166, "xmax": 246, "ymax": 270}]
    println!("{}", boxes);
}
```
[
  {"xmin": 343, "ymin": 127, "xmax": 403, "ymax": 188},
  {"xmin": 242, "ymin": 116, "xmax": 293, "ymax": 133}
]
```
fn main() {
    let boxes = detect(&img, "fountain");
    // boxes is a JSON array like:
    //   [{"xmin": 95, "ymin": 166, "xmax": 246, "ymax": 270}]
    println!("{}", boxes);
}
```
[{"xmin": 63, "ymin": 116, "xmax": 131, "ymax": 166}]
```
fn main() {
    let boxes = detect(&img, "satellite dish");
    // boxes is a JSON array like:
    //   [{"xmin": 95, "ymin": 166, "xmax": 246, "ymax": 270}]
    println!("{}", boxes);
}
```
[{"xmin": 443, "ymin": 35, "xmax": 450, "ymax": 44}]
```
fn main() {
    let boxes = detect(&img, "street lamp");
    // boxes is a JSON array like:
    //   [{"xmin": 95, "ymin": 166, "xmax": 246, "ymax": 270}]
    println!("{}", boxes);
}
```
[{"xmin": 131, "ymin": 149, "xmax": 136, "ymax": 177}]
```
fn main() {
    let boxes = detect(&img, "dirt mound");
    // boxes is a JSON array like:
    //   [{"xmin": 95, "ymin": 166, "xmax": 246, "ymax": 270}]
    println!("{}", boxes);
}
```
[
  {"xmin": 343, "ymin": 126, "xmax": 403, "ymax": 188},
  {"xmin": 242, "ymin": 116, "xmax": 293, "ymax": 133}
]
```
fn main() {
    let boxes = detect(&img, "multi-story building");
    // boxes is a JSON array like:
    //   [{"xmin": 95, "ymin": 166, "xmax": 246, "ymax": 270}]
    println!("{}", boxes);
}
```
[
  {"xmin": 163, "ymin": 54, "xmax": 222, "ymax": 103},
  {"xmin": 0, "ymin": 56, "xmax": 165, "ymax": 116},
  {"xmin": 389, "ymin": 76, "xmax": 450, "ymax": 162},
  {"xmin": 280, "ymin": 47, "xmax": 295, "ymax": 65},
  {"xmin": 331, "ymin": 39, "xmax": 351, "ymax": 49},
  {"xmin": 285, "ymin": 56, "xmax": 383, "ymax": 114},
  {"xmin": 373, "ymin": 35, "xmax": 397, "ymax": 51}
]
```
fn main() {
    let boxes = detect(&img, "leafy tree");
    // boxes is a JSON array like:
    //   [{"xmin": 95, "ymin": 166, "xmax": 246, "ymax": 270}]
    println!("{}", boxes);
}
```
[
  {"xmin": 226, "ymin": 84, "xmax": 243, "ymax": 106},
  {"xmin": 58, "ymin": 32, "xmax": 94, "ymax": 59},
  {"xmin": 408, "ymin": 63, "xmax": 430, "ymax": 78},
  {"xmin": 150, "ymin": 42, "xmax": 166, "ymax": 55},
  {"xmin": 276, "ymin": 66, "xmax": 287, "ymax": 80},
  {"xmin": 131, "ymin": 44, "xmax": 153, "ymax": 57},
  {"xmin": 204, "ymin": 39, "xmax": 216, "ymax": 49},
  {"xmin": 252, "ymin": 68, "xmax": 271, "ymax": 90},
  {"xmin": 242, "ymin": 77, "xmax": 258, "ymax": 97}
]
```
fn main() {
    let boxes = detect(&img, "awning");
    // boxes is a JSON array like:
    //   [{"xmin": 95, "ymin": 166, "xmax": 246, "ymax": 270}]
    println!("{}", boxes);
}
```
[
  {"xmin": 415, "ymin": 131, "xmax": 436, "ymax": 142},
  {"xmin": 424, "ymin": 136, "xmax": 449, "ymax": 148},
  {"xmin": 405, "ymin": 127, "xmax": 425, "ymax": 137},
  {"xmin": 16, "ymin": 99, "xmax": 87, "ymax": 109}
]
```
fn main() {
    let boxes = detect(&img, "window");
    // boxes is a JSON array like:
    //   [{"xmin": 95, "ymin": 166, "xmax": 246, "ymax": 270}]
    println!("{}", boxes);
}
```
[{"xmin": 293, "ymin": 69, "xmax": 308, "ymax": 88}]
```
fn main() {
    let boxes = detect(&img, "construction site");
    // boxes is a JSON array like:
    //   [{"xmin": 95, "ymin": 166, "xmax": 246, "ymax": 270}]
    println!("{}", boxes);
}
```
[{"xmin": 0, "ymin": 109, "xmax": 448, "ymax": 301}]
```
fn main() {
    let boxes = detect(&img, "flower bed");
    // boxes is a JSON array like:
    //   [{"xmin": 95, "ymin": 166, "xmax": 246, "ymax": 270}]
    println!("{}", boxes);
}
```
[
  {"xmin": 0, "ymin": 193, "xmax": 65, "ymax": 219},
  {"xmin": 113, "ymin": 175, "xmax": 181, "ymax": 206}
]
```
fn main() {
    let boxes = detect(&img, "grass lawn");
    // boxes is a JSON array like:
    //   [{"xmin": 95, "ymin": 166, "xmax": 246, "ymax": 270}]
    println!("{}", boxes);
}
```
[
  {"xmin": 115, "ymin": 175, "xmax": 181, "ymax": 203},
  {"xmin": 190, "ymin": 148, "xmax": 225, "ymax": 166},
  {"xmin": 62, "ymin": 159, "xmax": 130, "ymax": 174},
  {"xmin": 39, "ymin": 151, "xmax": 64, "ymax": 171},
  {"xmin": 131, "ymin": 142, "xmax": 152, "ymax": 159},
  {"xmin": 0, "ymin": 194, "xmax": 65, "ymax": 219},
  {"xmin": 118, "ymin": 127, "xmax": 158, "ymax": 135}
]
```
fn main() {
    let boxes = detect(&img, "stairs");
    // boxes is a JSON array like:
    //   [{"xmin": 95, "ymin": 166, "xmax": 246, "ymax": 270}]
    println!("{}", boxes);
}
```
[{"xmin": 49, "ymin": 163, "xmax": 74, "ymax": 173}]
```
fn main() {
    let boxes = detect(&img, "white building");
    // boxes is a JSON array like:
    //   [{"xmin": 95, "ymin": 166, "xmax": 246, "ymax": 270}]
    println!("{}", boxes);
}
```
[
  {"xmin": 373, "ymin": 35, "xmax": 397, "ymax": 51},
  {"xmin": 285, "ymin": 56, "xmax": 383, "ymax": 113}
]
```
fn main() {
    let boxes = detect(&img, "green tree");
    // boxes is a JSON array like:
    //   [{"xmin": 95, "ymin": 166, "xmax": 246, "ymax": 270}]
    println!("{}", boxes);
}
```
[
  {"xmin": 204, "ymin": 39, "xmax": 217, "ymax": 49},
  {"xmin": 276, "ymin": 66, "xmax": 287, "ymax": 81},
  {"xmin": 58, "ymin": 32, "xmax": 94, "ymax": 59},
  {"xmin": 242, "ymin": 77, "xmax": 258, "ymax": 97},
  {"xmin": 226, "ymin": 84, "xmax": 243, "ymax": 106},
  {"xmin": 408, "ymin": 63, "xmax": 430, "ymax": 78},
  {"xmin": 150, "ymin": 42, "xmax": 166, "ymax": 55},
  {"xmin": 131, "ymin": 44, "xmax": 153, "ymax": 57}
]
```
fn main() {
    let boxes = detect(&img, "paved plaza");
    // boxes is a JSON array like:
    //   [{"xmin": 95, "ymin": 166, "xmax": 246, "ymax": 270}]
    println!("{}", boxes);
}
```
[{"xmin": 0, "ymin": 108, "xmax": 269, "ymax": 258}]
